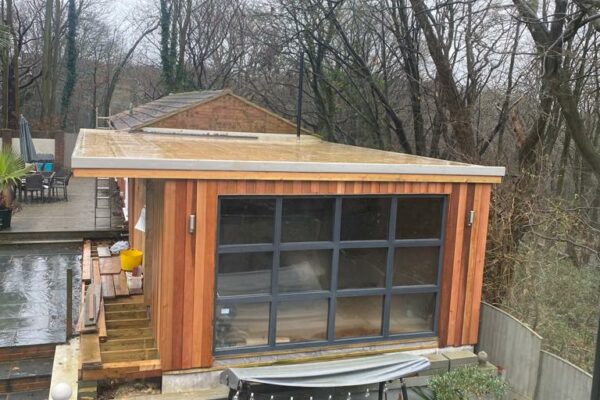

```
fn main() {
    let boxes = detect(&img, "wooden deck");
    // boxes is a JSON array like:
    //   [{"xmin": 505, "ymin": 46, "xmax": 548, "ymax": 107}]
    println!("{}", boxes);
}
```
[{"xmin": 2, "ymin": 178, "xmax": 123, "ymax": 243}]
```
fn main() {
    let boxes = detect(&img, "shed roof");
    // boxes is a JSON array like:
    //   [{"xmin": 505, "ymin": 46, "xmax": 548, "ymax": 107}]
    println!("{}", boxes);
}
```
[
  {"xmin": 109, "ymin": 90, "xmax": 226, "ymax": 130},
  {"xmin": 72, "ymin": 128, "xmax": 505, "ymax": 181}
]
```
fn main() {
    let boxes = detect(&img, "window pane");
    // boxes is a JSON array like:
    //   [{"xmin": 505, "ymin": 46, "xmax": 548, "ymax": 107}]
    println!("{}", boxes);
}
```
[
  {"xmin": 341, "ymin": 198, "xmax": 390, "ymax": 240},
  {"xmin": 215, "ymin": 303, "xmax": 270, "ymax": 349},
  {"xmin": 393, "ymin": 247, "xmax": 440, "ymax": 286},
  {"xmin": 217, "ymin": 252, "xmax": 272, "ymax": 296},
  {"xmin": 335, "ymin": 296, "xmax": 382, "ymax": 339},
  {"xmin": 389, "ymin": 293, "xmax": 436, "ymax": 334},
  {"xmin": 338, "ymin": 248, "xmax": 386, "ymax": 289},
  {"xmin": 220, "ymin": 199, "xmax": 275, "ymax": 244},
  {"xmin": 396, "ymin": 198, "xmax": 444, "ymax": 239},
  {"xmin": 277, "ymin": 299, "xmax": 328, "ymax": 343},
  {"xmin": 279, "ymin": 250, "xmax": 331, "ymax": 292},
  {"xmin": 282, "ymin": 198, "xmax": 334, "ymax": 242}
]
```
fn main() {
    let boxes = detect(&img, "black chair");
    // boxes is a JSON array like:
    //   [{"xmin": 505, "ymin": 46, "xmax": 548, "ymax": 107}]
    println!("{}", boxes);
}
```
[
  {"xmin": 52, "ymin": 169, "xmax": 72, "ymax": 201},
  {"xmin": 23, "ymin": 174, "xmax": 45, "ymax": 202},
  {"xmin": 43, "ymin": 172, "xmax": 56, "ymax": 201}
]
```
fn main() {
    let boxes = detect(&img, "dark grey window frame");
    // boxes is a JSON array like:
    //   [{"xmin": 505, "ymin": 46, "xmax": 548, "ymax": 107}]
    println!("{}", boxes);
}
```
[{"xmin": 214, "ymin": 195, "xmax": 448, "ymax": 355}]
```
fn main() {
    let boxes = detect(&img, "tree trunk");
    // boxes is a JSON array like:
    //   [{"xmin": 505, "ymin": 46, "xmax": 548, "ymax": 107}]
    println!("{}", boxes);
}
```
[
  {"xmin": 102, "ymin": 25, "xmax": 158, "ymax": 116},
  {"xmin": 41, "ymin": 0, "xmax": 54, "ymax": 122},
  {"xmin": 408, "ymin": 0, "xmax": 477, "ymax": 161}
]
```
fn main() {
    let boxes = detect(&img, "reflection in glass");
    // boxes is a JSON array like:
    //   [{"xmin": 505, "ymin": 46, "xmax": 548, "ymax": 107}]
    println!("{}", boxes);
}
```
[
  {"xmin": 338, "ymin": 248, "xmax": 386, "ymax": 289},
  {"xmin": 220, "ymin": 199, "xmax": 275, "ymax": 244},
  {"xmin": 215, "ymin": 303, "xmax": 270, "ymax": 349},
  {"xmin": 393, "ymin": 247, "xmax": 440, "ymax": 286},
  {"xmin": 396, "ymin": 197, "xmax": 444, "ymax": 239},
  {"xmin": 282, "ymin": 198, "xmax": 334, "ymax": 242},
  {"xmin": 335, "ymin": 296, "xmax": 383, "ymax": 338},
  {"xmin": 341, "ymin": 198, "xmax": 390, "ymax": 240},
  {"xmin": 279, "ymin": 250, "xmax": 331, "ymax": 292},
  {"xmin": 217, "ymin": 252, "xmax": 272, "ymax": 296},
  {"xmin": 277, "ymin": 299, "xmax": 328, "ymax": 343},
  {"xmin": 389, "ymin": 293, "xmax": 435, "ymax": 334}
]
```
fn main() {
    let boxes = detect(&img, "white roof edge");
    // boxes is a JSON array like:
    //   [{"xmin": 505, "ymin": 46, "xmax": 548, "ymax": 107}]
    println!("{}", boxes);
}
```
[{"xmin": 71, "ymin": 155, "xmax": 506, "ymax": 177}]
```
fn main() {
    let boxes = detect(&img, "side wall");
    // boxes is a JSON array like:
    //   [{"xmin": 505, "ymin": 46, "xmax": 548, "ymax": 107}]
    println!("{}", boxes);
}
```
[
  {"xmin": 149, "ymin": 94, "xmax": 299, "ymax": 134},
  {"xmin": 150, "ymin": 179, "xmax": 492, "ymax": 371}
]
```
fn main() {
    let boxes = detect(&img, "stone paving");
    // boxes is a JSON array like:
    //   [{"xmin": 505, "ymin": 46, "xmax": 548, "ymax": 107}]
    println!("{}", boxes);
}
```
[{"xmin": 0, "ymin": 243, "xmax": 81, "ymax": 347}]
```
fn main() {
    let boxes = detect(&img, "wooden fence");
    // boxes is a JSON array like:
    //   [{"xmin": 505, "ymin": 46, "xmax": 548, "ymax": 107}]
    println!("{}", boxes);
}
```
[{"xmin": 478, "ymin": 303, "xmax": 592, "ymax": 400}]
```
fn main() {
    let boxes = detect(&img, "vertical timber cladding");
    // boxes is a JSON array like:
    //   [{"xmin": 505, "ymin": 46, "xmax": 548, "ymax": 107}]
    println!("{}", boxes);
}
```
[
  {"xmin": 128, "ymin": 178, "xmax": 147, "ymax": 251},
  {"xmin": 437, "ymin": 183, "xmax": 492, "ymax": 347},
  {"xmin": 145, "ymin": 180, "xmax": 165, "ymax": 334},
  {"xmin": 155, "ymin": 179, "xmax": 493, "ymax": 371}
]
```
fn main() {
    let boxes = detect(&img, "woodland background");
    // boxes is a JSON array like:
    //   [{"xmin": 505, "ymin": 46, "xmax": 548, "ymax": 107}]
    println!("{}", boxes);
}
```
[{"xmin": 0, "ymin": 0, "xmax": 598, "ymax": 372}]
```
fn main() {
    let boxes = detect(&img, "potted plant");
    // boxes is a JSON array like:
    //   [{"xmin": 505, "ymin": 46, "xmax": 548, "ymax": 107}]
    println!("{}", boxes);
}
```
[{"xmin": 0, "ymin": 150, "xmax": 31, "ymax": 230}]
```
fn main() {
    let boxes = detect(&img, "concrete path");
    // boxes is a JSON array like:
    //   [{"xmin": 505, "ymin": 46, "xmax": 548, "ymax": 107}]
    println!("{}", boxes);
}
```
[{"xmin": 49, "ymin": 338, "xmax": 79, "ymax": 400}]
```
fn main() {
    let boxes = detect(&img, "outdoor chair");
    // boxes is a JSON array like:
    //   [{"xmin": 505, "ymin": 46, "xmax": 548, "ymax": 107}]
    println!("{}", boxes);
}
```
[
  {"xmin": 43, "ymin": 172, "xmax": 56, "ymax": 201},
  {"xmin": 51, "ymin": 169, "xmax": 72, "ymax": 201},
  {"xmin": 23, "ymin": 173, "xmax": 45, "ymax": 202}
]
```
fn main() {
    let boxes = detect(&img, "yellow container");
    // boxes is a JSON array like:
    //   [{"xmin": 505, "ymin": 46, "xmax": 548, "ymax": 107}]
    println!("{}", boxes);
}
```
[{"xmin": 120, "ymin": 249, "xmax": 143, "ymax": 271}]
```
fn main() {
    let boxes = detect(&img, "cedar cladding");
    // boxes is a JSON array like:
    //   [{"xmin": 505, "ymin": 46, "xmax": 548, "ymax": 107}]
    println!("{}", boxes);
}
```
[{"xmin": 138, "ymin": 178, "xmax": 492, "ymax": 371}]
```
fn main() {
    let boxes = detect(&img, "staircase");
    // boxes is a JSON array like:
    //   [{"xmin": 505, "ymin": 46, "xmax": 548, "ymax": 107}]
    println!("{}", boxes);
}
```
[
  {"xmin": 94, "ymin": 177, "xmax": 125, "ymax": 230},
  {"xmin": 100, "ymin": 297, "xmax": 158, "ymax": 363},
  {"xmin": 0, "ymin": 344, "xmax": 55, "ymax": 399}
]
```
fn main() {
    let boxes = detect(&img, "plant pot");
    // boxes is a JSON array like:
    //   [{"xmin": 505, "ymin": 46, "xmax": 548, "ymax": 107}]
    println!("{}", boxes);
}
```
[{"xmin": 0, "ymin": 208, "xmax": 12, "ymax": 230}]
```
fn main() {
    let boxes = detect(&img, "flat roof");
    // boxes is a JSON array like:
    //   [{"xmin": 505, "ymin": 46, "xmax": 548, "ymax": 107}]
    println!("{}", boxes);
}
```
[{"xmin": 71, "ymin": 129, "xmax": 505, "ymax": 179}]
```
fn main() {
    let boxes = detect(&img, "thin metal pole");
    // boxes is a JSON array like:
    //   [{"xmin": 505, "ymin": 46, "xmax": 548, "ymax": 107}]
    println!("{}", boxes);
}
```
[
  {"xmin": 400, "ymin": 379, "xmax": 408, "ymax": 400},
  {"xmin": 592, "ymin": 313, "xmax": 600, "ymax": 400},
  {"xmin": 377, "ymin": 382, "xmax": 384, "ymax": 400},
  {"xmin": 66, "ymin": 267, "xmax": 73, "ymax": 340},
  {"xmin": 295, "ymin": 49, "xmax": 304, "ymax": 140}
]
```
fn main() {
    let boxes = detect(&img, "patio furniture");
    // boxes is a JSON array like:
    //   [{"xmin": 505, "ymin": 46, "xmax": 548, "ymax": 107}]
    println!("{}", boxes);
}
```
[
  {"xmin": 43, "ymin": 172, "xmax": 56, "ymax": 201},
  {"xmin": 23, "ymin": 173, "xmax": 45, "ymax": 202},
  {"xmin": 51, "ymin": 169, "xmax": 72, "ymax": 201}
]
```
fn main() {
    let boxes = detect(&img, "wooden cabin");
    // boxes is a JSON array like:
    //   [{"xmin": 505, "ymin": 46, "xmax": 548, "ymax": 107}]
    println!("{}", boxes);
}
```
[{"xmin": 72, "ymin": 92, "xmax": 504, "ymax": 388}]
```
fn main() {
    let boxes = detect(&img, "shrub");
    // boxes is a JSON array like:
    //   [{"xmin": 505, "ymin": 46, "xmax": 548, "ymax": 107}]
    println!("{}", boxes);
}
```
[{"xmin": 414, "ymin": 366, "xmax": 507, "ymax": 400}]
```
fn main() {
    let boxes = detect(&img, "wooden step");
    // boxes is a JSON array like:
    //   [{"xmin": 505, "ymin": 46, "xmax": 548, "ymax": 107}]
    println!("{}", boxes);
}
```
[
  {"xmin": 80, "ymin": 359, "xmax": 162, "ymax": 381},
  {"xmin": 104, "ymin": 302, "xmax": 146, "ymax": 313},
  {"xmin": 101, "ymin": 337, "xmax": 156, "ymax": 352},
  {"xmin": 106, "ymin": 318, "xmax": 149, "ymax": 329},
  {"xmin": 101, "ymin": 348, "xmax": 159, "ymax": 363},
  {"xmin": 105, "ymin": 310, "xmax": 147, "ymax": 320},
  {"xmin": 107, "ymin": 328, "xmax": 153, "ymax": 339},
  {"xmin": 104, "ymin": 295, "xmax": 144, "ymax": 305}
]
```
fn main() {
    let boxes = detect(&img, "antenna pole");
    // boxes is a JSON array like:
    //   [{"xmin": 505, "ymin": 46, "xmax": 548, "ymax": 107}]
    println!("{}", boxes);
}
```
[{"xmin": 296, "ymin": 48, "xmax": 304, "ymax": 140}]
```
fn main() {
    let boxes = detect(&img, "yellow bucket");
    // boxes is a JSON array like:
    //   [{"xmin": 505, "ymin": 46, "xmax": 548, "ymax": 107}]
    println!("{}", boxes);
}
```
[{"xmin": 120, "ymin": 249, "xmax": 143, "ymax": 271}]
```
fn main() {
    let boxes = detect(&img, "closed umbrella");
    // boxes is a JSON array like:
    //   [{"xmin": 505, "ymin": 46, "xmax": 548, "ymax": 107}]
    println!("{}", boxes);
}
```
[
  {"xmin": 18, "ymin": 115, "xmax": 53, "ymax": 164},
  {"xmin": 18, "ymin": 115, "xmax": 37, "ymax": 163}
]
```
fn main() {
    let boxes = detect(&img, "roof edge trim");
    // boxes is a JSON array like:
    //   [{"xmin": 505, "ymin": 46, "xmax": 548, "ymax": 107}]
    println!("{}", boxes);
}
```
[{"xmin": 71, "ymin": 155, "xmax": 505, "ymax": 177}]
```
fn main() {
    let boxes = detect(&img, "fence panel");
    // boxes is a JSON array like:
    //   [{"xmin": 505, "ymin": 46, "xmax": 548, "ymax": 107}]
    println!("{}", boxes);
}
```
[
  {"xmin": 535, "ymin": 350, "xmax": 592, "ymax": 400},
  {"xmin": 478, "ymin": 303, "xmax": 542, "ymax": 398}
]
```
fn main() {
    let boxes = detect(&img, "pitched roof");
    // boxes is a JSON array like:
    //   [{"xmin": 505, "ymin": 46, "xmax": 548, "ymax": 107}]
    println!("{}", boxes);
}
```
[
  {"xmin": 109, "ymin": 90, "xmax": 226, "ymax": 130},
  {"xmin": 72, "ymin": 128, "xmax": 506, "ymax": 179}
]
